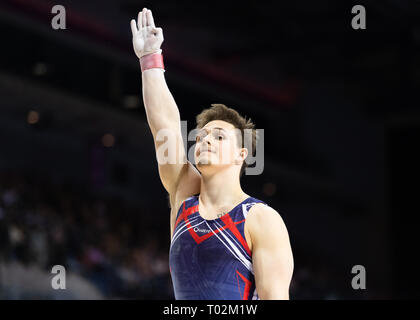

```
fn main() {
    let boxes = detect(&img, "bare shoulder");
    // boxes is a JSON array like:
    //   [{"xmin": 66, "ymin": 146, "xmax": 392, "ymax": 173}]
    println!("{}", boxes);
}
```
[
  {"xmin": 171, "ymin": 162, "xmax": 201, "ymax": 207},
  {"xmin": 245, "ymin": 203, "xmax": 290, "ymax": 246},
  {"xmin": 247, "ymin": 203, "xmax": 285, "ymax": 224},
  {"xmin": 169, "ymin": 163, "xmax": 201, "ymax": 238}
]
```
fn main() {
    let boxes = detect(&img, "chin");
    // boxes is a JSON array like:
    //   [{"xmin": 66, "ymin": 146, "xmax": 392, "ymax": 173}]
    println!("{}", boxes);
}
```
[
  {"xmin": 196, "ymin": 160, "xmax": 214, "ymax": 167},
  {"xmin": 196, "ymin": 154, "xmax": 215, "ymax": 166}
]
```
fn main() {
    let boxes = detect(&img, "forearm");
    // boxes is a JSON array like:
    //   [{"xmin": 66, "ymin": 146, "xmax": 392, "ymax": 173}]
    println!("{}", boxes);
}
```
[{"xmin": 142, "ymin": 68, "xmax": 181, "ymax": 137}]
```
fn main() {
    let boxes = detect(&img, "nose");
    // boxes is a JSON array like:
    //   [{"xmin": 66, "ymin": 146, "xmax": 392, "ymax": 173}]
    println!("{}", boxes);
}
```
[
  {"xmin": 197, "ymin": 134, "xmax": 213, "ymax": 155},
  {"xmin": 202, "ymin": 134, "xmax": 212, "ymax": 145}
]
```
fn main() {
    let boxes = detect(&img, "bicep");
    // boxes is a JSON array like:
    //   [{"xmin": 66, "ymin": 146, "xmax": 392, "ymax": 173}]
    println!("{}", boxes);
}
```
[
  {"xmin": 167, "ymin": 161, "xmax": 201, "ymax": 214},
  {"xmin": 250, "ymin": 207, "xmax": 294, "ymax": 300},
  {"xmin": 153, "ymin": 125, "xmax": 188, "ymax": 193}
]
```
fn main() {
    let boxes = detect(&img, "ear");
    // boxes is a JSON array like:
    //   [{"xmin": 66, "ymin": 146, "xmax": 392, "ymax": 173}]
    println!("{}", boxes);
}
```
[{"xmin": 234, "ymin": 147, "xmax": 248, "ymax": 165}]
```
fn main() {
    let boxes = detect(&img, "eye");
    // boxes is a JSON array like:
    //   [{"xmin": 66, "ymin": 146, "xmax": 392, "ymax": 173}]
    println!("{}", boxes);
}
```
[{"xmin": 212, "ymin": 129, "xmax": 225, "ymax": 141}]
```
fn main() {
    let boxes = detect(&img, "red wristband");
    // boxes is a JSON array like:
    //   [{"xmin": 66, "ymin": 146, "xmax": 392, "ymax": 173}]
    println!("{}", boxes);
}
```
[{"xmin": 140, "ymin": 53, "xmax": 165, "ymax": 72}]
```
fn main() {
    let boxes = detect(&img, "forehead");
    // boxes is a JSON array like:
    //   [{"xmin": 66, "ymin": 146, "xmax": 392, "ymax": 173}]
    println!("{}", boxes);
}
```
[{"xmin": 202, "ymin": 120, "xmax": 236, "ymax": 131}]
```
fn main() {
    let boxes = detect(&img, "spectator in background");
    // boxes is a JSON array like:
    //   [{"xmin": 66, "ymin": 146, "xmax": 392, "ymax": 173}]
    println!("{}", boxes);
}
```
[
  {"xmin": 0, "ymin": 171, "xmax": 174, "ymax": 299},
  {"xmin": 0, "ymin": 170, "xmax": 355, "ymax": 299}
]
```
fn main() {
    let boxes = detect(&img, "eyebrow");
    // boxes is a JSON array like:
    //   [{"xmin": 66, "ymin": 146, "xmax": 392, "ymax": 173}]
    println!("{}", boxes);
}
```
[{"xmin": 202, "ymin": 127, "xmax": 227, "ymax": 133}]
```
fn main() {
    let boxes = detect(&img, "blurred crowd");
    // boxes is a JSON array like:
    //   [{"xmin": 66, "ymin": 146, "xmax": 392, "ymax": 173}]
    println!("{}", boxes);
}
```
[
  {"xmin": 0, "ymin": 170, "xmax": 368, "ymax": 299},
  {"xmin": 0, "ymin": 170, "xmax": 173, "ymax": 299}
]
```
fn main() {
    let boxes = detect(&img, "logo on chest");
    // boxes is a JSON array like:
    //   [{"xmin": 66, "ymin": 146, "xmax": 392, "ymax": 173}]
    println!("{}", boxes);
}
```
[
  {"xmin": 174, "ymin": 204, "xmax": 249, "ymax": 253},
  {"xmin": 193, "ymin": 227, "xmax": 212, "ymax": 234}
]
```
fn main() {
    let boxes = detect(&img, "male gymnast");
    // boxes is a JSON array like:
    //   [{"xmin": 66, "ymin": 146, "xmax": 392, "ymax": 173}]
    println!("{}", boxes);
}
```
[{"xmin": 130, "ymin": 8, "xmax": 294, "ymax": 300}]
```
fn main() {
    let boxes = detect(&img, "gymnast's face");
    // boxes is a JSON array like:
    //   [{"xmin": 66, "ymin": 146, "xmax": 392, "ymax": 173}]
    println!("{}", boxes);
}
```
[{"xmin": 194, "ymin": 120, "xmax": 247, "ymax": 171}]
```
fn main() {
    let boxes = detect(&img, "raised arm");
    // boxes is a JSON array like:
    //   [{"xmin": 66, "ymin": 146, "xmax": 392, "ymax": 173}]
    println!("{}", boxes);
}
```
[{"xmin": 130, "ymin": 9, "xmax": 200, "ymax": 204}]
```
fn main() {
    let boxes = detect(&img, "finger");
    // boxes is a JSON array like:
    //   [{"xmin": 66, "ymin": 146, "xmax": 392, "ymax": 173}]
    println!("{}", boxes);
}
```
[
  {"xmin": 153, "ymin": 27, "xmax": 162, "ymax": 37},
  {"xmin": 152, "ymin": 27, "xmax": 163, "ymax": 42},
  {"xmin": 137, "ymin": 11, "xmax": 143, "ymax": 30},
  {"xmin": 142, "ymin": 8, "xmax": 147, "ymax": 29},
  {"xmin": 146, "ymin": 9, "xmax": 155, "ymax": 28},
  {"xmin": 130, "ymin": 19, "xmax": 138, "ymax": 35}
]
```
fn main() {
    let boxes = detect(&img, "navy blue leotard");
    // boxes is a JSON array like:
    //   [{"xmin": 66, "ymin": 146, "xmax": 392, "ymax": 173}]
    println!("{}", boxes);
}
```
[{"xmin": 169, "ymin": 195, "xmax": 267, "ymax": 300}]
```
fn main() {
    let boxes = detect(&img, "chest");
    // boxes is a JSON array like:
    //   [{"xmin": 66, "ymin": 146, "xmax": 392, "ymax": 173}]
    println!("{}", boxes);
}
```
[{"xmin": 171, "ymin": 212, "xmax": 253, "ymax": 255}]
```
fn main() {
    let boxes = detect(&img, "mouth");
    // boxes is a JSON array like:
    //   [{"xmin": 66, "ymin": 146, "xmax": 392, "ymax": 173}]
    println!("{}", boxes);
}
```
[{"xmin": 198, "ymin": 149, "xmax": 214, "ymax": 156}]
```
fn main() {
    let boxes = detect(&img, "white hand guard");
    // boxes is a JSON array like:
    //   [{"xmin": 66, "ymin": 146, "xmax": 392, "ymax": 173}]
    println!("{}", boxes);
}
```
[{"xmin": 130, "ymin": 8, "xmax": 164, "ymax": 58}]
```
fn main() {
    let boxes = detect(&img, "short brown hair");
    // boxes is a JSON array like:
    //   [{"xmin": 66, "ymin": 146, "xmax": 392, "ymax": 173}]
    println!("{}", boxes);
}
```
[{"xmin": 195, "ymin": 104, "xmax": 256, "ymax": 177}]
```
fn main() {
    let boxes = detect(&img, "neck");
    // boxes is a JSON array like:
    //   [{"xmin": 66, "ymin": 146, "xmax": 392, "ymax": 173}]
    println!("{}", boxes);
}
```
[{"xmin": 199, "ymin": 167, "xmax": 247, "ymax": 209}]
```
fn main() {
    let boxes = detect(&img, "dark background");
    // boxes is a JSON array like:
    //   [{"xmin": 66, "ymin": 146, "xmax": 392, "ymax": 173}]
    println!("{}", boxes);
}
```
[{"xmin": 0, "ymin": 0, "xmax": 418, "ymax": 299}]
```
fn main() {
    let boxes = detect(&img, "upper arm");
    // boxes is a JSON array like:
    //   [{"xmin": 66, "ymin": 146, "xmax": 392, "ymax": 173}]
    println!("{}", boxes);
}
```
[
  {"xmin": 153, "ymin": 124, "xmax": 186, "ymax": 194},
  {"xmin": 152, "ymin": 122, "xmax": 200, "ymax": 197},
  {"xmin": 170, "ymin": 161, "xmax": 201, "ymax": 208},
  {"xmin": 247, "ymin": 204, "xmax": 294, "ymax": 300},
  {"xmin": 141, "ymin": 69, "xmax": 201, "ymax": 208},
  {"xmin": 169, "ymin": 161, "xmax": 201, "ymax": 238}
]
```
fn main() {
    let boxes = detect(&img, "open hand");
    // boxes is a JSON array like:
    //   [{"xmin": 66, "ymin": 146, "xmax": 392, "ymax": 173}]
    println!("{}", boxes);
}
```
[{"xmin": 130, "ymin": 8, "xmax": 164, "ymax": 58}]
